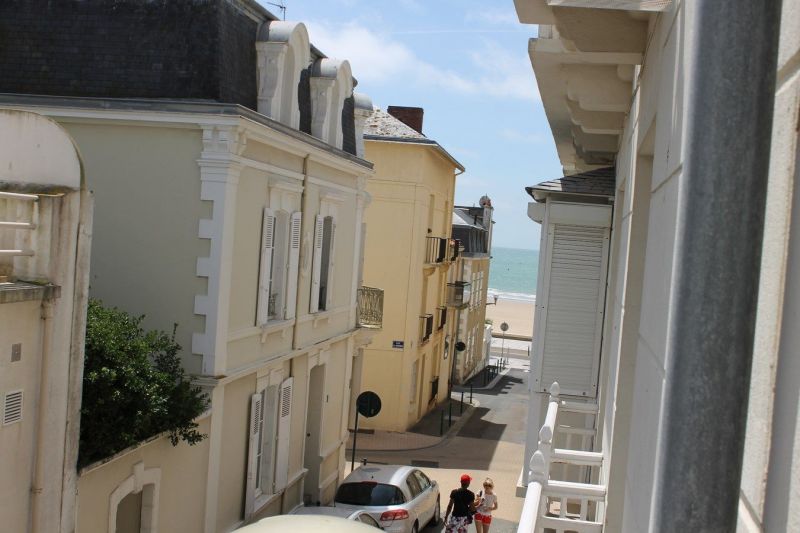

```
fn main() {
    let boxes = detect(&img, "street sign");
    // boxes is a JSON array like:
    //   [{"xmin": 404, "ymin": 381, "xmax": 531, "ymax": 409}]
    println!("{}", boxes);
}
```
[
  {"xmin": 356, "ymin": 391, "xmax": 382, "ymax": 418},
  {"xmin": 392, "ymin": 340, "xmax": 404, "ymax": 349},
  {"xmin": 500, "ymin": 322, "xmax": 509, "ymax": 332}
]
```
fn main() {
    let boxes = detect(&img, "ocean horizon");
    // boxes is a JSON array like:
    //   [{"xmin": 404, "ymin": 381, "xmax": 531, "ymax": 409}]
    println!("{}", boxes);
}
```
[{"xmin": 488, "ymin": 246, "xmax": 539, "ymax": 302}]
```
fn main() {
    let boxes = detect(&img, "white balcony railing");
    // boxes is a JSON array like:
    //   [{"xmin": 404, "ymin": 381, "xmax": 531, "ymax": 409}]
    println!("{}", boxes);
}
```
[{"xmin": 518, "ymin": 382, "xmax": 606, "ymax": 533}]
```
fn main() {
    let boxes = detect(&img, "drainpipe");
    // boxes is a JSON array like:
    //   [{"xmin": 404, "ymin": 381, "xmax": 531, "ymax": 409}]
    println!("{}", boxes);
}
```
[
  {"xmin": 31, "ymin": 297, "xmax": 56, "ymax": 533},
  {"xmin": 651, "ymin": 2, "xmax": 782, "ymax": 531},
  {"xmin": 292, "ymin": 154, "xmax": 312, "ymax": 351}
]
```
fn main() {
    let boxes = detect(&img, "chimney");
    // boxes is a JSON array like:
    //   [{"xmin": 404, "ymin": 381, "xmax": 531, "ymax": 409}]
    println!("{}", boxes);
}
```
[{"xmin": 387, "ymin": 106, "xmax": 424, "ymax": 134}]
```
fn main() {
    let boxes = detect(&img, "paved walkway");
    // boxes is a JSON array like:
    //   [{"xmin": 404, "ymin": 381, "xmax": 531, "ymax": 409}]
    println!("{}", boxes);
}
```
[{"xmin": 345, "ymin": 368, "xmax": 530, "ymax": 532}]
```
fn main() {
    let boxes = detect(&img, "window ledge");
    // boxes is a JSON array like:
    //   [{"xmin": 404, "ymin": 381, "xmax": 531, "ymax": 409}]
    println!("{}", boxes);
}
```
[{"xmin": 228, "ymin": 319, "xmax": 295, "ymax": 343}]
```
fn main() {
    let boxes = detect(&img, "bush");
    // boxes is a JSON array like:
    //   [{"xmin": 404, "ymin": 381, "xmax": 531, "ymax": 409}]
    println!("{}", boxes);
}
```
[{"xmin": 79, "ymin": 299, "xmax": 208, "ymax": 467}]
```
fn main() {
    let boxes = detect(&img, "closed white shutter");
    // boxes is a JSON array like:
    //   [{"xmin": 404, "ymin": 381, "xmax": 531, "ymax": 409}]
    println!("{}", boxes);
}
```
[
  {"xmin": 325, "ymin": 218, "xmax": 336, "ymax": 310},
  {"xmin": 309, "ymin": 215, "xmax": 324, "ymax": 313},
  {"xmin": 284, "ymin": 212, "xmax": 302, "ymax": 319},
  {"xmin": 538, "ymin": 223, "xmax": 608, "ymax": 396},
  {"xmin": 274, "ymin": 377, "xmax": 293, "ymax": 491},
  {"xmin": 257, "ymin": 208, "xmax": 276, "ymax": 326},
  {"xmin": 245, "ymin": 392, "xmax": 263, "ymax": 518}
]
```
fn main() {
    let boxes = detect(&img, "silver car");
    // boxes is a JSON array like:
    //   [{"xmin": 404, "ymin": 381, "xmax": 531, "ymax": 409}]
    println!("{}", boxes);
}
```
[
  {"xmin": 334, "ymin": 465, "xmax": 440, "ymax": 533},
  {"xmin": 291, "ymin": 505, "xmax": 383, "ymax": 529}
]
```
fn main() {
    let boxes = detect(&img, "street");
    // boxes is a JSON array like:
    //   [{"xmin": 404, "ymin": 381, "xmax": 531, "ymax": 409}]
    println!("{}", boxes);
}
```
[{"xmin": 353, "ymin": 359, "xmax": 530, "ymax": 533}]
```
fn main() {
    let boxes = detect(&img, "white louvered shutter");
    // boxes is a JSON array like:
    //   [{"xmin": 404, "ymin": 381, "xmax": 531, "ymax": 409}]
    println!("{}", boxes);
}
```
[
  {"xmin": 309, "ymin": 215, "xmax": 325, "ymax": 313},
  {"xmin": 284, "ymin": 212, "xmax": 302, "ymax": 319},
  {"xmin": 325, "ymin": 218, "xmax": 336, "ymax": 310},
  {"xmin": 274, "ymin": 377, "xmax": 293, "ymax": 491},
  {"xmin": 245, "ymin": 393, "xmax": 263, "ymax": 518},
  {"xmin": 257, "ymin": 208, "xmax": 276, "ymax": 326},
  {"xmin": 538, "ymin": 223, "xmax": 608, "ymax": 397}
]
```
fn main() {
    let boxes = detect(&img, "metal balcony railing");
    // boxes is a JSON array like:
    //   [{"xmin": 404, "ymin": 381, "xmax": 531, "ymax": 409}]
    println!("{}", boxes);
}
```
[
  {"xmin": 357, "ymin": 286, "xmax": 384, "ymax": 329},
  {"xmin": 450, "ymin": 238, "xmax": 462, "ymax": 261},
  {"xmin": 437, "ymin": 306, "xmax": 447, "ymax": 330},
  {"xmin": 518, "ymin": 382, "xmax": 605, "ymax": 533},
  {"xmin": 446, "ymin": 281, "xmax": 471, "ymax": 308},
  {"xmin": 420, "ymin": 313, "xmax": 433, "ymax": 344},
  {"xmin": 425, "ymin": 236, "xmax": 450, "ymax": 264}
]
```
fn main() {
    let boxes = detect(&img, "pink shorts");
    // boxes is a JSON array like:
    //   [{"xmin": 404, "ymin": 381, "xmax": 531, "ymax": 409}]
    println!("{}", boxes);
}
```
[{"xmin": 474, "ymin": 513, "xmax": 492, "ymax": 524}]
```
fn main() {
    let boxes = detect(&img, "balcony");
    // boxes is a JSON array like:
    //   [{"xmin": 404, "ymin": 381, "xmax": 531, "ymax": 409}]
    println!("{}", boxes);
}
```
[
  {"xmin": 446, "ymin": 281, "xmax": 471, "ymax": 309},
  {"xmin": 518, "ymin": 382, "xmax": 605, "ymax": 533},
  {"xmin": 419, "ymin": 313, "xmax": 433, "ymax": 344},
  {"xmin": 425, "ymin": 236, "xmax": 451, "ymax": 264},
  {"xmin": 450, "ymin": 238, "xmax": 461, "ymax": 261},
  {"xmin": 357, "ymin": 286, "xmax": 384, "ymax": 329}
]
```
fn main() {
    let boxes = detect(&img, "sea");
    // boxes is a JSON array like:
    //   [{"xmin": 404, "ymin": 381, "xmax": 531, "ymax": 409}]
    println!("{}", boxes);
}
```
[{"xmin": 488, "ymin": 246, "xmax": 539, "ymax": 302}]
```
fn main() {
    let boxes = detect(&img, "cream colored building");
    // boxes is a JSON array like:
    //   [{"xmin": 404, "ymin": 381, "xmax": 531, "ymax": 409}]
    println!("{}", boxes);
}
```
[
  {"xmin": 0, "ymin": 109, "xmax": 91, "ymax": 533},
  {"xmin": 449, "ymin": 202, "xmax": 494, "ymax": 383},
  {"xmin": 514, "ymin": 1, "xmax": 800, "ymax": 532},
  {"xmin": 1, "ymin": 10, "xmax": 381, "ymax": 533},
  {"xmin": 359, "ymin": 107, "xmax": 464, "ymax": 432}
]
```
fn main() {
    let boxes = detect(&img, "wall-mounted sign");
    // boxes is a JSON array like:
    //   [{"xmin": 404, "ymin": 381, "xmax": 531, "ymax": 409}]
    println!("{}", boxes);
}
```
[{"xmin": 392, "ymin": 341, "xmax": 404, "ymax": 349}]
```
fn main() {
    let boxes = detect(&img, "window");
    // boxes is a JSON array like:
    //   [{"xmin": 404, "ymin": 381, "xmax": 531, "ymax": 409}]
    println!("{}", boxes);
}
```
[
  {"xmin": 310, "ymin": 215, "xmax": 336, "ymax": 312},
  {"xmin": 406, "ymin": 474, "xmax": 422, "ymax": 498},
  {"xmin": 246, "ymin": 377, "xmax": 293, "ymax": 518},
  {"xmin": 257, "ymin": 209, "xmax": 302, "ymax": 325},
  {"xmin": 413, "ymin": 470, "xmax": 431, "ymax": 491},
  {"xmin": 335, "ymin": 483, "xmax": 406, "ymax": 506}
]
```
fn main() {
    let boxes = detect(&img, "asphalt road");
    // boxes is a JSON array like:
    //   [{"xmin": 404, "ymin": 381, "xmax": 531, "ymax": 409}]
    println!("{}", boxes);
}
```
[{"xmin": 358, "ymin": 368, "xmax": 530, "ymax": 533}]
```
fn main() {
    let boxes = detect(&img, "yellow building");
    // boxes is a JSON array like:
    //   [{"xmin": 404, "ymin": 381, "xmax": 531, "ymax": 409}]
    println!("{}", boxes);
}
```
[
  {"xmin": 359, "ymin": 107, "xmax": 465, "ymax": 432},
  {"xmin": 450, "ymin": 202, "xmax": 494, "ymax": 383}
]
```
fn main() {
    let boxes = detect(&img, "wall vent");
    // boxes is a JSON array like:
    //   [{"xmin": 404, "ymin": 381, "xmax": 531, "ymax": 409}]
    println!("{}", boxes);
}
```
[{"xmin": 3, "ymin": 390, "xmax": 23, "ymax": 425}]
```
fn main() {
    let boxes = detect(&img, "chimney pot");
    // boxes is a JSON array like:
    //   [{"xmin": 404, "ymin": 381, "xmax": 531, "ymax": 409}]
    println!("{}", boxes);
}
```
[{"xmin": 387, "ymin": 106, "xmax": 424, "ymax": 134}]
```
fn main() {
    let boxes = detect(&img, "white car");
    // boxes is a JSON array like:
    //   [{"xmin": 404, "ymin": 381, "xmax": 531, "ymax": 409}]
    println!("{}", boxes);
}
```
[
  {"xmin": 334, "ymin": 465, "xmax": 440, "ymax": 533},
  {"xmin": 233, "ymin": 514, "xmax": 380, "ymax": 532}
]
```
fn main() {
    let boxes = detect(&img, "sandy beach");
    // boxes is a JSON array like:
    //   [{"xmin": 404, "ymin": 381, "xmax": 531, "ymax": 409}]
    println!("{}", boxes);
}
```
[{"xmin": 485, "ymin": 297, "xmax": 535, "ymax": 338}]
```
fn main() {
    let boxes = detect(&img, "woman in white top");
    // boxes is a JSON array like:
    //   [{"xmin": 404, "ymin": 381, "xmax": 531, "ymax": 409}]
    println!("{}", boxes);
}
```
[{"xmin": 473, "ymin": 477, "xmax": 498, "ymax": 533}]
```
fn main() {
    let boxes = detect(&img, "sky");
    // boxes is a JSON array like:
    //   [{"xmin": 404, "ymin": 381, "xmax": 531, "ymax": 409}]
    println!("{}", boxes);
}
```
[{"xmin": 256, "ymin": 0, "xmax": 563, "ymax": 250}]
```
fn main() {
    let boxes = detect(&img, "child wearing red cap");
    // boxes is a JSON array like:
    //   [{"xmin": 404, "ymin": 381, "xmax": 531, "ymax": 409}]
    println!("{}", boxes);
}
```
[{"xmin": 444, "ymin": 474, "xmax": 476, "ymax": 533}]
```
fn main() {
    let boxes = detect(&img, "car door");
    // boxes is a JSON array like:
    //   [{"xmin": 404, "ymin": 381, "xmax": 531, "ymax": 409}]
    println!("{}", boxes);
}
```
[
  {"xmin": 412, "ymin": 470, "xmax": 435, "ymax": 522},
  {"xmin": 405, "ymin": 472, "xmax": 425, "ymax": 524}
]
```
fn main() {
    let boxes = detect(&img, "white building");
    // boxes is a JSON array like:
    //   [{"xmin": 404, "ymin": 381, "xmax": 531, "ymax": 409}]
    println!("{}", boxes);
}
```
[
  {"xmin": 514, "ymin": 1, "xmax": 800, "ymax": 531},
  {"xmin": 0, "ymin": 4, "xmax": 381, "ymax": 531},
  {"xmin": 0, "ymin": 109, "xmax": 91, "ymax": 533}
]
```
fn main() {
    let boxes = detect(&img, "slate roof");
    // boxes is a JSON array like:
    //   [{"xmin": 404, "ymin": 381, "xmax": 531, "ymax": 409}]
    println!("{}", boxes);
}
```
[
  {"xmin": 525, "ymin": 167, "xmax": 616, "ymax": 202},
  {"xmin": 363, "ymin": 108, "xmax": 427, "ymax": 139},
  {"xmin": 363, "ymin": 108, "xmax": 465, "ymax": 171},
  {"xmin": 452, "ymin": 208, "xmax": 483, "ymax": 229}
]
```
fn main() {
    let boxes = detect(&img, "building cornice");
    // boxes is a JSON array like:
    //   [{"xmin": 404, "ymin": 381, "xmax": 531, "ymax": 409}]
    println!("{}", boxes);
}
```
[{"xmin": 0, "ymin": 93, "xmax": 374, "ymax": 175}]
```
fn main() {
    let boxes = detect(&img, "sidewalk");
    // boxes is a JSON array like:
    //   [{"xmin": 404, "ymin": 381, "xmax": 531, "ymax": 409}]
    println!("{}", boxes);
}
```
[
  {"xmin": 346, "ymin": 357, "xmax": 528, "ymax": 454},
  {"xmin": 346, "ymin": 392, "xmax": 479, "ymax": 453}
]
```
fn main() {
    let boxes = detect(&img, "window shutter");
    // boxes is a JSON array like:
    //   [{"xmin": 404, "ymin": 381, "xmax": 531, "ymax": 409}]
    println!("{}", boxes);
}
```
[
  {"xmin": 274, "ymin": 377, "xmax": 293, "ymax": 491},
  {"xmin": 325, "ymin": 218, "xmax": 337, "ymax": 310},
  {"xmin": 245, "ymin": 392, "xmax": 263, "ymax": 518},
  {"xmin": 284, "ymin": 212, "xmax": 302, "ymax": 319},
  {"xmin": 257, "ymin": 208, "xmax": 276, "ymax": 326},
  {"xmin": 309, "ymin": 215, "xmax": 324, "ymax": 313},
  {"xmin": 538, "ymin": 223, "xmax": 608, "ymax": 396}
]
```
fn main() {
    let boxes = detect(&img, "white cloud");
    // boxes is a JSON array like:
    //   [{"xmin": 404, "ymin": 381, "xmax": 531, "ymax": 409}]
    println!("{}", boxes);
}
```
[{"xmin": 306, "ymin": 22, "xmax": 538, "ymax": 101}]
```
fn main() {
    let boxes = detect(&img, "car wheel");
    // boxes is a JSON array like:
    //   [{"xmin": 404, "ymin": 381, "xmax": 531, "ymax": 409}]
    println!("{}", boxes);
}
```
[
  {"xmin": 411, "ymin": 521, "xmax": 419, "ymax": 533},
  {"xmin": 429, "ymin": 498, "xmax": 440, "ymax": 526}
]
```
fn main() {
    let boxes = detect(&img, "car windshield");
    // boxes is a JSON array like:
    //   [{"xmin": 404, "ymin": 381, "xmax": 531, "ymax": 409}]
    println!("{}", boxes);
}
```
[{"xmin": 335, "ymin": 482, "xmax": 405, "ymax": 506}]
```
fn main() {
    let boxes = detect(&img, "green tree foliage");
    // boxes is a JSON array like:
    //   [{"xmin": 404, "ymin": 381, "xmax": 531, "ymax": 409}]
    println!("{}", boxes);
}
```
[{"xmin": 79, "ymin": 299, "xmax": 208, "ymax": 467}]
